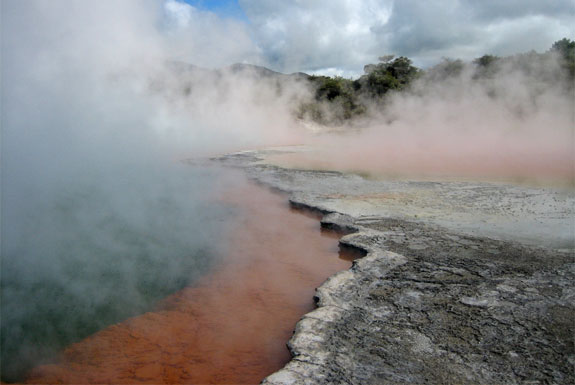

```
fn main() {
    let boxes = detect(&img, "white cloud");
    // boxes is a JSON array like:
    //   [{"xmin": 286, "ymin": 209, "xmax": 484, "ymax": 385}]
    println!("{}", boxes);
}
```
[
  {"xmin": 240, "ymin": 0, "xmax": 393, "ymax": 73},
  {"xmin": 162, "ymin": 0, "xmax": 261, "ymax": 68},
  {"xmin": 308, "ymin": 67, "xmax": 362, "ymax": 79},
  {"xmin": 379, "ymin": 0, "xmax": 574, "ymax": 66},
  {"xmin": 238, "ymin": 0, "xmax": 574, "ymax": 72},
  {"xmin": 481, "ymin": 15, "xmax": 573, "ymax": 56},
  {"xmin": 164, "ymin": 0, "xmax": 194, "ymax": 28}
]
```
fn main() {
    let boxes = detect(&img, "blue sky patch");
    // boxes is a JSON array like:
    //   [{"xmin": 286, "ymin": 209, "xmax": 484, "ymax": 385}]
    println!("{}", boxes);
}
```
[{"xmin": 179, "ymin": 0, "xmax": 249, "ymax": 22}]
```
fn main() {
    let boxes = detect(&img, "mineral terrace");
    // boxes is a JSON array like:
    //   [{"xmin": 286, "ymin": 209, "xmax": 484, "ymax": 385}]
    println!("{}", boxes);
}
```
[{"xmin": 212, "ymin": 148, "xmax": 574, "ymax": 385}]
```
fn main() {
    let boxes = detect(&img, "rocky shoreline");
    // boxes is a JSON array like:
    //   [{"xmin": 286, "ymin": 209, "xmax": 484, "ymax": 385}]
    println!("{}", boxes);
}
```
[{"xmin": 213, "ymin": 149, "xmax": 575, "ymax": 384}]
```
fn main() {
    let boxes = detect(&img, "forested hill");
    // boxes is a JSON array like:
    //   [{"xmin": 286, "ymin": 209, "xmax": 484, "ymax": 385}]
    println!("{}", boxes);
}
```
[
  {"xmin": 163, "ymin": 38, "xmax": 573, "ymax": 126},
  {"xmin": 296, "ymin": 38, "xmax": 574, "ymax": 125}
]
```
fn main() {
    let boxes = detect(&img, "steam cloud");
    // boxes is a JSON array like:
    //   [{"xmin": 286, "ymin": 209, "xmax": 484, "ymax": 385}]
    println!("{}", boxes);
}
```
[
  {"xmin": 300, "ymin": 56, "xmax": 574, "ymax": 184},
  {"xmin": 1, "ymin": 0, "xmax": 305, "ymax": 380}
]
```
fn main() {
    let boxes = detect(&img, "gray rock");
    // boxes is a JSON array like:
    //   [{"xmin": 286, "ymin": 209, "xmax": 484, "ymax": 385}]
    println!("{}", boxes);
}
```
[{"xmin": 211, "ymin": 149, "xmax": 575, "ymax": 385}]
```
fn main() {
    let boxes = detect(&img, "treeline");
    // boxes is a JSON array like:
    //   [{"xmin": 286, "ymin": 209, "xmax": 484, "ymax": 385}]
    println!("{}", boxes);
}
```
[{"xmin": 297, "ymin": 38, "xmax": 575, "ymax": 125}]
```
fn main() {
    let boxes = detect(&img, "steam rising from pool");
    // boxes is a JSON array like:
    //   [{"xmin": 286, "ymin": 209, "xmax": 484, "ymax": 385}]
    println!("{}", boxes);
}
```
[
  {"xmin": 1, "ymin": 0, "xmax": 302, "ymax": 380},
  {"xmin": 2, "ymin": 0, "xmax": 573, "ymax": 381},
  {"xmin": 1, "ymin": 164, "xmax": 233, "ymax": 380}
]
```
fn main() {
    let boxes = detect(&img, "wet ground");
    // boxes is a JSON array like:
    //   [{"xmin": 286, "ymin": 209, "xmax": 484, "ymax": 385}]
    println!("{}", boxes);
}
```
[
  {"xmin": 210, "ymin": 148, "xmax": 574, "ymax": 385},
  {"xmin": 225, "ymin": 147, "xmax": 574, "ymax": 249}
]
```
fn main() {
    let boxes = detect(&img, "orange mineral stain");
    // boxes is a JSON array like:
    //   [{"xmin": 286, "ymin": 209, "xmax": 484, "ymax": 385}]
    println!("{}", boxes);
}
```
[{"xmin": 24, "ymin": 173, "xmax": 352, "ymax": 384}]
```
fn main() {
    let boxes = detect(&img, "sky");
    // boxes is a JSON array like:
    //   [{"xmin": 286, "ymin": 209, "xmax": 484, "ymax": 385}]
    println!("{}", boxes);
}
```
[{"xmin": 168, "ymin": 0, "xmax": 574, "ymax": 77}]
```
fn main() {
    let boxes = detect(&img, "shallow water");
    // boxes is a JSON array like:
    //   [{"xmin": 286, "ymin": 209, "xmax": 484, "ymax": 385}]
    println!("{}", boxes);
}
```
[
  {"xmin": 1, "ymin": 164, "xmax": 229, "ymax": 382},
  {"xmin": 21, "ymin": 171, "xmax": 352, "ymax": 384}
]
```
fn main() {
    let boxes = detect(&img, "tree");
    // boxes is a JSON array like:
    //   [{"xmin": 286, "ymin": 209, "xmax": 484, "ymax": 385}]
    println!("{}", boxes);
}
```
[
  {"xmin": 313, "ymin": 76, "xmax": 349, "ymax": 101},
  {"xmin": 551, "ymin": 38, "xmax": 575, "ymax": 84},
  {"xmin": 425, "ymin": 58, "xmax": 465, "ymax": 81},
  {"xmin": 299, "ymin": 76, "xmax": 365, "ymax": 124},
  {"xmin": 551, "ymin": 38, "xmax": 575, "ymax": 61},
  {"xmin": 473, "ymin": 54, "xmax": 500, "ymax": 78},
  {"xmin": 355, "ymin": 56, "xmax": 420, "ymax": 97}
]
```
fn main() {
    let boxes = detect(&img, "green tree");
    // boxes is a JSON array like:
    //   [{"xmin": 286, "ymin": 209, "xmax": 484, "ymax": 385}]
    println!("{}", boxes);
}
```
[
  {"xmin": 356, "ymin": 56, "xmax": 420, "ymax": 97},
  {"xmin": 473, "ymin": 54, "xmax": 500, "ymax": 78},
  {"xmin": 551, "ymin": 38, "xmax": 575, "ymax": 85},
  {"xmin": 552, "ymin": 38, "xmax": 575, "ymax": 61},
  {"xmin": 313, "ymin": 76, "xmax": 349, "ymax": 101},
  {"xmin": 299, "ymin": 76, "xmax": 365, "ymax": 124}
]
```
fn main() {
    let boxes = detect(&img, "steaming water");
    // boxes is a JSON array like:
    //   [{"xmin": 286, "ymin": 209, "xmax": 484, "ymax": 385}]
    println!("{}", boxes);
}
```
[
  {"xmin": 21, "ymin": 173, "xmax": 353, "ymax": 384},
  {"xmin": 0, "ymin": 163, "xmax": 231, "ymax": 382}
]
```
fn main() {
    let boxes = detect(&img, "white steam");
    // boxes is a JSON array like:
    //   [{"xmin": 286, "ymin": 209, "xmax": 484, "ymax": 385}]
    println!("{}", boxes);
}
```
[
  {"xmin": 1, "ymin": 0, "xmax": 307, "ymax": 380},
  {"xmin": 294, "ymin": 55, "xmax": 575, "ymax": 184}
]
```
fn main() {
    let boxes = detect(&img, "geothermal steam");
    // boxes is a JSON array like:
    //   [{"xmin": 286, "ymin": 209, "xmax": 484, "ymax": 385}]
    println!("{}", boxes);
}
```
[
  {"xmin": 1, "ymin": 0, "xmax": 306, "ymax": 380},
  {"xmin": 297, "ymin": 58, "xmax": 574, "ymax": 183},
  {"xmin": 1, "ymin": 0, "xmax": 573, "ymax": 381}
]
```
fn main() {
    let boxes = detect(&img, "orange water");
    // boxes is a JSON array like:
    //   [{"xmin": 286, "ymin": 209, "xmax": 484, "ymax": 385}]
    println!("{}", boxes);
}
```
[{"xmin": 24, "ymin": 176, "xmax": 351, "ymax": 384}]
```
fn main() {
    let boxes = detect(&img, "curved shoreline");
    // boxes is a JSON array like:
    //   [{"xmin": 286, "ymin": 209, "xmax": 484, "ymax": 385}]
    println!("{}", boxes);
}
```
[
  {"xmin": 262, "ymin": 217, "xmax": 408, "ymax": 384},
  {"xmin": 214, "ymin": 149, "xmax": 575, "ymax": 384}
]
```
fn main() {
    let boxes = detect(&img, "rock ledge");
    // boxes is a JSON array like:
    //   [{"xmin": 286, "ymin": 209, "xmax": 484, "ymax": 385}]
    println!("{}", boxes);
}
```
[{"xmin": 213, "ymin": 150, "xmax": 575, "ymax": 384}]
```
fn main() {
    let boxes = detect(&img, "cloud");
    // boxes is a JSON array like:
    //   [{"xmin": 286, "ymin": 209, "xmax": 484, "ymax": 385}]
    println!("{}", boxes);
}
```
[
  {"xmin": 380, "ymin": 0, "xmax": 574, "ymax": 66},
  {"xmin": 240, "ymin": 0, "xmax": 392, "ymax": 74},
  {"xmin": 165, "ymin": 0, "xmax": 194, "ymax": 27},
  {"xmin": 288, "ymin": 54, "xmax": 574, "ymax": 184},
  {"xmin": 1, "ymin": 0, "xmax": 311, "ymax": 379},
  {"xmin": 482, "ymin": 15, "xmax": 572, "ymax": 56},
  {"xmin": 461, "ymin": 0, "xmax": 575, "ymax": 22},
  {"xmin": 375, "ymin": 0, "xmax": 476, "ymax": 57},
  {"xmin": 238, "ymin": 0, "xmax": 574, "ymax": 73},
  {"xmin": 163, "ymin": 0, "xmax": 261, "ymax": 67}
]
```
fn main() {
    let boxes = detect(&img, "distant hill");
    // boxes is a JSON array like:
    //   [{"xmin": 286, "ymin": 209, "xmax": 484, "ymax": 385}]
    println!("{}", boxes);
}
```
[
  {"xmin": 164, "ymin": 38, "xmax": 575, "ymax": 127},
  {"xmin": 166, "ymin": 60, "xmax": 310, "ymax": 81},
  {"xmin": 226, "ymin": 63, "xmax": 310, "ymax": 81}
]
